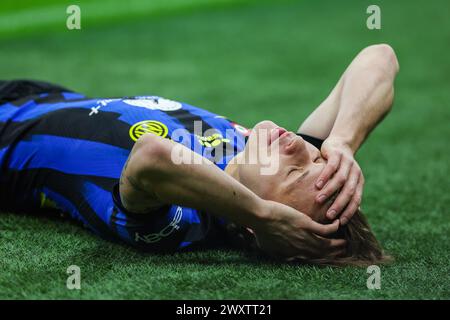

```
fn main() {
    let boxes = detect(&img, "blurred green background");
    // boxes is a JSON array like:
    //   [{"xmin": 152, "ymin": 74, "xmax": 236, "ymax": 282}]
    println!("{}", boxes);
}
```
[{"xmin": 0, "ymin": 0, "xmax": 449, "ymax": 299}]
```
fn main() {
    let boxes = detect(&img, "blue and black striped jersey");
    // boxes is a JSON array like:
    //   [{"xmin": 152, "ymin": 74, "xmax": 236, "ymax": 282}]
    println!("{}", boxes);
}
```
[{"xmin": 0, "ymin": 80, "xmax": 251, "ymax": 251}]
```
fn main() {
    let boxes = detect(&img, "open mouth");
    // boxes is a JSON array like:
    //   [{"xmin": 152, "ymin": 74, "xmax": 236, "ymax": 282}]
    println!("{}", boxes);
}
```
[{"xmin": 268, "ymin": 127, "xmax": 287, "ymax": 145}]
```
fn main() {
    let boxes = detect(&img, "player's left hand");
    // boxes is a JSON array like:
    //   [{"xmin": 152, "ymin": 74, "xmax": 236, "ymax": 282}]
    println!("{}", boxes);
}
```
[{"xmin": 314, "ymin": 137, "xmax": 364, "ymax": 225}]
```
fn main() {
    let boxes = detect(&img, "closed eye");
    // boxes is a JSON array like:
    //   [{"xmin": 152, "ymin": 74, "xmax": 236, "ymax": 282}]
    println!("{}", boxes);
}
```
[
  {"xmin": 313, "ymin": 153, "xmax": 326, "ymax": 163},
  {"xmin": 287, "ymin": 167, "xmax": 310, "ymax": 184}
]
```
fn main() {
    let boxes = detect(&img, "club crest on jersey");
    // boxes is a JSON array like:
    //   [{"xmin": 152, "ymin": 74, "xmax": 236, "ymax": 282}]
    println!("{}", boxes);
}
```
[
  {"xmin": 129, "ymin": 120, "xmax": 169, "ymax": 141},
  {"xmin": 123, "ymin": 96, "xmax": 182, "ymax": 111}
]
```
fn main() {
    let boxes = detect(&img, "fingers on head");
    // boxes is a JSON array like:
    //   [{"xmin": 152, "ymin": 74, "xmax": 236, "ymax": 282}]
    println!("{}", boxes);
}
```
[
  {"xmin": 326, "ymin": 171, "xmax": 359, "ymax": 214},
  {"xmin": 308, "ymin": 219, "xmax": 340, "ymax": 236},
  {"xmin": 340, "ymin": 179, "xmax": 364, "ymax": 225},
  {"xmin": 317, "ymin": 154, "xmax": 341, "ymax": 187},
  {"xmin": 317, "ymin": 166, "xmax": 352, "ymax": 203}
]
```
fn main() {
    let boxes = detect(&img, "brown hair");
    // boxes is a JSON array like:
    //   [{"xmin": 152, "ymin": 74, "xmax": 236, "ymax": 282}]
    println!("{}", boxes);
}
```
[{"xmin": 224, "ymin": 209, "xmax": 392, "ymax": 267}]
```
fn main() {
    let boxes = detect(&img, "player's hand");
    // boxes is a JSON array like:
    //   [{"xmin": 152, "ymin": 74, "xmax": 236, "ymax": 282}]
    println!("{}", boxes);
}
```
[
  {"xmin": 315, "ymin": 137, "xmax": 364, "ymax": 225},
  {"xmin": 252, "ymin": 200, "xmax": 346, "ymax": 259}
]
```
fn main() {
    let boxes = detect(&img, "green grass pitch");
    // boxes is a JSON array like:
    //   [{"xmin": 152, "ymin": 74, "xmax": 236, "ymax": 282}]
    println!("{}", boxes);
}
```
[{"xmin": 0, "ymin": 0, "xmax": 449, "ymax": 299}]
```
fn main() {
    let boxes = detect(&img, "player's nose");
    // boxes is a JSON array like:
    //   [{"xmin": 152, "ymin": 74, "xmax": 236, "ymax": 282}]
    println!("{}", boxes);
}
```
[{"xmin": 284, "ymin": 134, "xmax": 305, "ymax": 154}]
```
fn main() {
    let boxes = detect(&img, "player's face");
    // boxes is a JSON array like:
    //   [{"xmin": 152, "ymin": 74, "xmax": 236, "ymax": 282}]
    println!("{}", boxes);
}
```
[{"xmin": 240, "ymin": 120, "xmax": 334, "ymax": 222}]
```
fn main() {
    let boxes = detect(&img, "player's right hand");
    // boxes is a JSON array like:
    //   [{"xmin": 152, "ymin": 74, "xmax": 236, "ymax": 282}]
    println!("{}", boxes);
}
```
[{"xmin": 252, "ymin": 200, "xmax": 346, "ymax": 259}]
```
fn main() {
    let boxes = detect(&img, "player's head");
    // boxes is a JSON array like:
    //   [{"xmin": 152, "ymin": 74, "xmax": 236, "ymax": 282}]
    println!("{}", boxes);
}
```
[
  {"xmin": 230, "ymin": 120, "xmax": 391, "ymax": 266},
  {"xmin": 237, "ymin": 120, "xmax": 332, "ymax": 222}
]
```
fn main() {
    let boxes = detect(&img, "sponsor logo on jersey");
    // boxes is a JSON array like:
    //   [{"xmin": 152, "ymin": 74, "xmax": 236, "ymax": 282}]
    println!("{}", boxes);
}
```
[
  {"xmin": 196, "ymin": 133, "xmax": 230, "ymax": 147},
  {"xmin": 134, "ymin": 206, "xmax": 183, "ymax": 244},
  {"xmin": 123, "ymin": 96, "xmax": 182, "ymax": 111},
  {"xmin": 89, "ymin": 99, "xmax": 119, "ymax": 116},
  {"xmin": 129, "ymin": 120, "xmax": 169, "ymax": 141},
  {"xmin": 39, "ymin": 192, "xmax": 59, "ymax": 210}
]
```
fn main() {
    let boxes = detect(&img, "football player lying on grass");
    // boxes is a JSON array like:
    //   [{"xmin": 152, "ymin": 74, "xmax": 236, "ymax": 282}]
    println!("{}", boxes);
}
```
[{"xmin": 0, "ymin": 44, "xmax": 398, "ymax": 266}]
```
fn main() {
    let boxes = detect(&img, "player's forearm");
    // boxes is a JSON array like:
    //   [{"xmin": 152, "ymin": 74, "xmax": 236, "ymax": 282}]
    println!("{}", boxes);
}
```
[
  {"xmin": 131, "ymin": 135, "xmax": 267, "ymax": 229},
  {"xmin": 328, "ymin": 49, "xmax": 399, "ymax": 153}
]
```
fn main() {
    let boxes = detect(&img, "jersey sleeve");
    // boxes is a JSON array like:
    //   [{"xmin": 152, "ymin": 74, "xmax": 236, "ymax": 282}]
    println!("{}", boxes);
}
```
[{"xmin": 109, "ymin": 184, "xmax": 220, "ymax": 252}]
